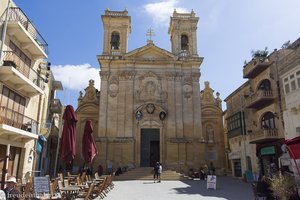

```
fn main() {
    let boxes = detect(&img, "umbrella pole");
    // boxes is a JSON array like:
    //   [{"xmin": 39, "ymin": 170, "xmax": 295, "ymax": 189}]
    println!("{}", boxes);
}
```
[
  {"xmin": 1, "ymin": 144, "xmax": 10, "ymax": 189},
  {"xmin": 91, "ymin": 160, "xmax": 94, "ymax": 178}
]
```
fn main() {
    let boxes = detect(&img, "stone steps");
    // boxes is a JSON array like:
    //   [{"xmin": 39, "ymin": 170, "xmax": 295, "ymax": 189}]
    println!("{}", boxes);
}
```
[{"xmin": 114, "ymin": 167, "xmax": 187, "ymax": 181}]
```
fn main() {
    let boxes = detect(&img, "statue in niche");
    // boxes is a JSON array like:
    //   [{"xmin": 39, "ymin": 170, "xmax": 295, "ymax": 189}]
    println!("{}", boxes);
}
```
[
  {"xmin": 146, "ymin": 81, "xmax": 156, "ymax": 96},
  {"xmin": 207, "ymin": 127, "xmax": 214, "ymax": 144}
]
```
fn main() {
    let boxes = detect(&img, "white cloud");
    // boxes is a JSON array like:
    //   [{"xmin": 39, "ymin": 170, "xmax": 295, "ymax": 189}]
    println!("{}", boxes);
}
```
[
  {"xmin": 51, "ymin": 63, "xmax": 100, "ymax": 91},
  {"xmin": 143, "ymin": 0, "xmax": 188, "ymax": 26}
]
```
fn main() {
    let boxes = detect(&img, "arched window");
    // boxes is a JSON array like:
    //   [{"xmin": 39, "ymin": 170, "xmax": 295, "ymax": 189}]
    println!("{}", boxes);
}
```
[
  {"xmin": 181, "ymin": 35, "xmax": 189, "ymax": 51},
  {"xmin": 258, "ymin": 79, "xmax": 271, "ymax": 91},
  {"xmin": 111, "ymin": 32, "xmax": 120, "ymax": 50},
  {"xmin": 261, "ymin": 112, "xmax": 276, "ymax": 129}
]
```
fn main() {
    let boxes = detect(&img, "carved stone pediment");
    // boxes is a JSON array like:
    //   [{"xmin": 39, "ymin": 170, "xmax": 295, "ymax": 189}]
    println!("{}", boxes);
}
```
[
  {"xmin": 78, "ymin": 80, "xmax": 99, "ymax": 107},
  {"xmin": 201, "ymin": 81, "xmax": 214, "ymax": 102},
  {"xmin": 135, "ymin": 71, "xmax": 167, "ymax": 103},
  {"xmin": 125, "ymin": 43, "xmax": 176, "ymax": 61}
]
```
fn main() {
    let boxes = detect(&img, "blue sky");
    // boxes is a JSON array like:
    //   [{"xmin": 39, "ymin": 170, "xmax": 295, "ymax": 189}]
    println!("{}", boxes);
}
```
[{"xmin": 14, "ymin": 0, "xmax": 300, "ymax": 109}]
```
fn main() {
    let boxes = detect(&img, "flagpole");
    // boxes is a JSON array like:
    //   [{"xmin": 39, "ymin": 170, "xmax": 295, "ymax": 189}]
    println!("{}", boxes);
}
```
[{"xmin": 0, "ymin": 0, "xmax": 10, "ymax": 65}]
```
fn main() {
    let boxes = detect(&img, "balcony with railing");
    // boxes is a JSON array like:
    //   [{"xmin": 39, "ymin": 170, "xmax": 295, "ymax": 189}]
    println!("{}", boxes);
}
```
[
  {"xmin": 49, "ymin": 99, "xmax": 63, "ymax": 114},
  {"xmin": 105, "ymin": 9, "xmax": 128, "ymax": 17},
  {"xmin": 245, "ymin": 89, "xmax": 274, "ymax": 109},
  {"xmin": 178, "ymin": 50, "xmax": 190, "ymax": 60},
  {"xmin": 5, "ymin": 7, "xmax": 48, "ymax": 57},
  {"xmin": 0, "ymin": 50, "xmax": 44, "ymax": 97},
  {"xmin": 111, "ymin": 50, "xmax": 122, "ymax": 56},
  {"xmin": 0, "ymin": 106, "xmax": 39, "ymax": 141},
  {"xmin": 243, "ymin": 57, "xmax": 273, "ymax": 78},
  {"xmin": 249, "ymin": 128, "xmax": 282, "ymax": 144},
  {"xmin": 52, "ymin": 80, "xmax": 63, "ymax": 91}
]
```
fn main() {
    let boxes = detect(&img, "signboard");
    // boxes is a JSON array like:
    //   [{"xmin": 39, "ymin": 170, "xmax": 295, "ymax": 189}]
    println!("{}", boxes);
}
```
[
  {"xmin": 33, "ymin": 177, "xmax": 50, "ymax": 194},
  {"xmin": 260, "ymin": 146, "xmax": 275, "ymax": 155},
  {"xmin": 207, "ymin": 175, "xmax": 217, "ymax": 190}
]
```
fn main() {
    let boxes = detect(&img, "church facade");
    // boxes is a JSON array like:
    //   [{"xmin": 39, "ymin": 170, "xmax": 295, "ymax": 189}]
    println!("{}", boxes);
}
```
[{"xmin": 75, "ymin": 9, "xmax": 225, "ymax": 172}]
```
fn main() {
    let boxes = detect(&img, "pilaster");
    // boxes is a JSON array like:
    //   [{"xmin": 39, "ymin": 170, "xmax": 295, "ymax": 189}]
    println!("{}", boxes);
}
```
[{"xmin": 99, "ymin": 71, "xmax": 110, "ymax": 137}]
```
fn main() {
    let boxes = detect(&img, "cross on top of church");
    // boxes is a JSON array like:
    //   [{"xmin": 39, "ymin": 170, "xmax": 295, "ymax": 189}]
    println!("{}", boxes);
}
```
[{"xmin": 146, "ymin": 28, "xmax": 155, "ymax": 42}]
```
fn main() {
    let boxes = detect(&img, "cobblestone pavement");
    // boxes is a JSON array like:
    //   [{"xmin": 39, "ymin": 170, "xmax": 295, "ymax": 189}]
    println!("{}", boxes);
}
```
[{"xmin": 102, "ymin": 176, "xmax": 254, "ymax": 200}]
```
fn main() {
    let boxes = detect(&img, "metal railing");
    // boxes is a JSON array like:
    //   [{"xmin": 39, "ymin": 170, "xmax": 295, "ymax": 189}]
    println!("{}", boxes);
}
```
[
  {"xmin": 3, "ymin": 51, "xmax": 45, "ymax": 89},
  {"xmin": 7, "ymin": 7, "xmax": 48, "ymax": 54},
  {"xmin": 0, "ymin": 105, "xmax": 38, "ymax": 134}
]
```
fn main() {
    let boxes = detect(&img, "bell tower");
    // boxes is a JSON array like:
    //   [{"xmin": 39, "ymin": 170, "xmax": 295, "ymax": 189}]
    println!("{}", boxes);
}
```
[
  {"xmin": 101, "ymin": 9, "xmax": 131, "ymax": 55},
  {"xmin": 168, "ymin": 9, "xmax": 199, "ymax": 57}
]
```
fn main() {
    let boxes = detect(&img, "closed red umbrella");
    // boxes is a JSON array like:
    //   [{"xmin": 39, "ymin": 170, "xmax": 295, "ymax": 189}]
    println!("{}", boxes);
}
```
[
  {"xmin": 285, "ymin": 136, "xmax": 300, "ymax": 176},
  {"xmin": 285, "ymin": 136, "xmax": 300, "ymax": 159},
  {"xmin": 60, "ymin": 105, "xmax": 77, "ymax": 165},
  {"xmin": 82, "ymin": 120, "xmax": 97, "ymax": 163}
]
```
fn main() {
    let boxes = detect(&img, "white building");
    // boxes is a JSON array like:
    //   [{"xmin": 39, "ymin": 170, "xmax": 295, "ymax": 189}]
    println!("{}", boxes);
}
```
[
  {"xmin": 0, "ymin": 0, "xmax": 62, "ymax": 184},
  {"xmin": 279, "ymin": 38, "xmax": 300, "ymax": 140}
]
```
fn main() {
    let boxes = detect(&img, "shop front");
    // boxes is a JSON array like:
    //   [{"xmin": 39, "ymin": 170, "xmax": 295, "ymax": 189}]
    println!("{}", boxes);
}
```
[{"xmin": 256, "ymin": 141, "xmax": 284, "ymax": 176}]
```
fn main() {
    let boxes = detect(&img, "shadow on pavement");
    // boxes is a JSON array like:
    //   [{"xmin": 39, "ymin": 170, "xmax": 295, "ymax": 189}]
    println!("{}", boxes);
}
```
[{"xmin": 173, "ymin": 176, "xmax": 254, "ymax": 200}]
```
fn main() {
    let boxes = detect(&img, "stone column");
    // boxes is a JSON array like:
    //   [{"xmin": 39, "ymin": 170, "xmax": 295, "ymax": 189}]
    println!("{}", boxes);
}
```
[
  {"xmin": 117, "ymin": 73, "xmax": 126, "ymax": 137},
  {"xmin": 107, "ymin": 75, "xmax": 118, "ymax": 138},
  {"xmin": 103, "ymin": 29, "xmax": 110, "ymax": 55},
  {"xmin": 166, "ymin": 72, "xmax": 176, "ymax": 139},
  {"xmin": 175, "ymin": 72, "xmax": 184, "ymax": 138},
  {"xmin": 182, "ymin": 74, "xmax": 194, "ymax": 138},
  {"xmin": 165, "ymin": 71, "xmax": 177, "ymax": 165},
  {"xmin": 98, "ymin": 71, "xmax": 110, "ymax": 137},
  {"xmin": 192, "ymin": 71, "xmax": 202, "ymax": 166},
  {"xmin": 124, "ymin": 70, "xmax": 135, "ymax": 137},
  {"xmin": 192, "ymin": 71, "xmax": 202, "ymax": 139},
  {"xmin": 191, "ymin": 29, "xmax": 198, "ymax": 56}
]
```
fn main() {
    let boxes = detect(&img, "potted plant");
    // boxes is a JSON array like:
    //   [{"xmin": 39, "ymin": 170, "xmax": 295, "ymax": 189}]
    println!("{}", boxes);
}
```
[{"xmin": 268, "ymin": 172, "xmax": 297, "ymax": 200}]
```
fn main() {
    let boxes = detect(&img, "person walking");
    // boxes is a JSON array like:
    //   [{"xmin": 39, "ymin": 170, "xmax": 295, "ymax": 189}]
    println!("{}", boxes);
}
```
[
  {"xmin": 153, "ymin": 162, "xmax": 159, "ymax": 183},
  {"xmin": 208, "ymin": 162, "xmax": 216, "ymax": 175},
  {"xmin": 158, "ymin": 163, "xmax": 162, "ymax": 183}
]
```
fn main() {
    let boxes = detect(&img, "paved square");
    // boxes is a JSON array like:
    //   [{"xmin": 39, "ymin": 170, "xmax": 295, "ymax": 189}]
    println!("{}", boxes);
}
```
[{"xmin": 103, "ymin": 177, "xmax": 254, "ymax": 200}]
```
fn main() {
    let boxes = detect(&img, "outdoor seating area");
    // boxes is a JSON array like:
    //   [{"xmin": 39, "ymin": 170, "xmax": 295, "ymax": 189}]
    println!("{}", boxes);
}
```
[{"xmin": 15, "ymin": 172, "xmax": 114, "ymax": 199}]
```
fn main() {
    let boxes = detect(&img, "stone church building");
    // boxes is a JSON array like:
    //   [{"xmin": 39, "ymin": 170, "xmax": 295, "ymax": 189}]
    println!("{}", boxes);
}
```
[{"xmin": 75, "ymin": 9, "xmax": 225, "ymax": 172}]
